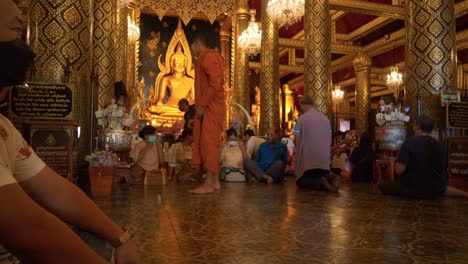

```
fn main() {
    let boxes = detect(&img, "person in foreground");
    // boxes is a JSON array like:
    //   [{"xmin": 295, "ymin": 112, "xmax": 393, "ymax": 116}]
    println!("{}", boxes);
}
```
[
  {"xmin": 189, "ymin": 32, "xmax": 226, "ymax": 194},
  {"xmin": 295, "ymin": 95, "xmax": 341, "ymax": 192},
  {"xmin": 0, "ymin": 1, "xmax": 141, "ymax": 263},
  {"xmin": 244, "ymin": 128, "xmax": 288, "ymax": 184},
  {"xmin": 379, "ymin": 115, "xmax": 468, "ymax": 199}
]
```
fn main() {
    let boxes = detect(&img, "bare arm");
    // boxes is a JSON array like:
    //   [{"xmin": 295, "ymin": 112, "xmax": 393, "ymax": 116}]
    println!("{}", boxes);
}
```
[
  {"xmin": 0, "ymin": 182, "xmax": 107, "ymax": 264},
  {"xmin": 20, "ymin": 166, "xmax": 140, "ymax": 263}
]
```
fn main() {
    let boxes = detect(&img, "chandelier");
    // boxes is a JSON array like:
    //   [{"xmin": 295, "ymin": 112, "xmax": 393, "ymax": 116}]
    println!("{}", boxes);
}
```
[
  {"xmin": 238, "ymin": 10, "xmax": 262, "ymax": 57},
  {"xmin": 118, "ymin": 0, "xmax": 132, "ymax": 8},
  {"xmin": 127, "ymin": 16, "xmax": 140, "ymax": 43},
  {"xmin": 267, "ymin": 0, "xmax": 304, "ymax": 28},
  {"xmin": 386, "ymin": 66, "xmax": 403, "ymax": 90},
  {"xmin": 332, "ymin": 86, "xmax": 344, "ymax": 101},
  {"xmin": 386, "ymin": 41, "xmax": 403, "ymax": 90}
]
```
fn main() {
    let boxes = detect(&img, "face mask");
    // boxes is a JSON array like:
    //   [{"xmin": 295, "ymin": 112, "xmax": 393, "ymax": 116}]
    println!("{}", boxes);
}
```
[
  {"xmin": 0, "ymin": 39, "xmax": 35, "ymax": 87},
  {"xmin": 147, "ymin": 135, "xmax": 157, "ymax": 143}
]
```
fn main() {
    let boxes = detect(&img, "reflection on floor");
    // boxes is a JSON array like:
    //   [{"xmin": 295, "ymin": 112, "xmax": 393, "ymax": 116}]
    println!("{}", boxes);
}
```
[{"xmin": 94, "ymin": 178, "xmax": 468, "ymax": 264}]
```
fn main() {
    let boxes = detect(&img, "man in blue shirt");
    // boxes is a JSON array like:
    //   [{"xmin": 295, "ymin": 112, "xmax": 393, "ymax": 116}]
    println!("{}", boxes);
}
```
[{"xmin": 244, "ymin": 127, "xmax": 288, "ymax": 184}]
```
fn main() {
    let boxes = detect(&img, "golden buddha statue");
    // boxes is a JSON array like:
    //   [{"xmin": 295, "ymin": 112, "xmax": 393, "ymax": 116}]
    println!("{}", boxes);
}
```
[
  {"xmin": 153, "ymin": 46, "xmax": 194, "ymax": 111},
  {"xmin": 145, "ymin": 20, "xmax": 195, "ymax": 127}
]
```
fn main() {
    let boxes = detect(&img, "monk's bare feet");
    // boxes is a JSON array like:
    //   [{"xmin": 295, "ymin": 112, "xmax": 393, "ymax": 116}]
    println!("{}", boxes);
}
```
[
  {"xmin": 212, "ymin": 182, "xmax": 221, "ymax": 190},
  {"xmin": 262, "ymin": 175, "xmax": 273, "ymax": 184},
  {"xmin": 189, "ymin": 184, "xmax": 215, "ymax": 194}
]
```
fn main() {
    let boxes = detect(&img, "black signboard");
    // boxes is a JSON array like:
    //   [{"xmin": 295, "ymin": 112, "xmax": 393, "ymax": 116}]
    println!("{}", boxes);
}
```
[
  {"xmin": 31, "ymin": 128, "xmax": 71, "ymax": 178},
  {"xmin": 10, "ymin": 83, "xmax": 73, "ymax": 120},
  {"xmin": 447, "ymin": 102, "xmax": 468, "ymax": 129},
  {"xmin": 447, "ymin": 136, "xmax": 468, "ymax": 178}
]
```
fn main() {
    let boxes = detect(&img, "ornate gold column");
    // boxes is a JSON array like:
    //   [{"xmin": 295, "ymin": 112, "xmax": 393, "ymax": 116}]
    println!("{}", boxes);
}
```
[
  {"xmin": 233, "ymin": 0, "xmax": 251, "ymax": 116},
  {"xmin": 353, "ymin": 52, "xmax": 372, "ymax": 134},
  {"xmin": 304, "ymin": 0, "xmax": 331, "ymax": 116},
  {"xmin": 405, "ymin": 0, "xmax": 456, "ymax": 131},
  {"xmin": 115, "ymin": 7, "xmax": 128, "ymax": 86},
  {"xmin": 220, "ymin": 16, "xmax": 233, "ymax": 130},
  {"xmin": 29, "ymin": 0, "xmax": 92, "ymax": 156},
  {"xmin": 127, "ymin": 9, "xmax": 140, "ymax": 107},
  {"xmin": 259, "ymin": 0, "xmax": 280, "ymax": 135},
  {"xmin": 93, "ymin": 0, "xmax": 116, "ymax": 108}
]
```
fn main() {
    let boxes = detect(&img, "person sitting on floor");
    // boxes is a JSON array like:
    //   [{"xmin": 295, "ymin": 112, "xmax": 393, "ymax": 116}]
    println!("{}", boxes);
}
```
[
  {"xmin": 244, "ymin": 127, "xmax": 288, "ymax": 184},
  {"xmin": 243, "ymin": 129, "xmax": 266, "ymax": 160},
  {"xmin": 220, "ymin": 128, "xmax": 247, "ymax": 182},
  {"xmin": 129, "ymin": 125, "xmax": 165, "ymax": 184},
  {"xmin": 349, "ymin": 132, "xmax": 376, "ymax": 182},
  {"xmin": 168, "ymin": 129, "xmax": 196, "ymax": 183},
  {"xmin": 379, "ymin": 115, "xmax": 468, "ymax": 199}
]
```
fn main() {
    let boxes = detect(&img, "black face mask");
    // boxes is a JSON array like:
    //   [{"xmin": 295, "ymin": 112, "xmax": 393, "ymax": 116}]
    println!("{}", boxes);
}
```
[{"xmin": 0, "ymin": 39, "xmax": 35, "ymax": 87}]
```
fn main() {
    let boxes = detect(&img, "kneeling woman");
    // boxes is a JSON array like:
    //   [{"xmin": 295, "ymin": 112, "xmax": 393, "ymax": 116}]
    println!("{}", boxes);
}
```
[{"xmin": 220, "ymin": 128, "xmax": 247, "ymax": 182}]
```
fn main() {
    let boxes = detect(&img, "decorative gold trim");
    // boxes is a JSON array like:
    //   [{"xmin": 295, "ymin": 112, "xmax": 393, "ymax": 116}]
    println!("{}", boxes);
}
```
[{"xmin": 329, "ymin": 0, "xmax": 405, "ymax": 20}]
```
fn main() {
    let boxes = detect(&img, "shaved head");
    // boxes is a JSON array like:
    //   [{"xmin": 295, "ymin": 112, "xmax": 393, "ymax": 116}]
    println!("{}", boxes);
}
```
[{"xmin": 0, "ymin": 0, "xmax": 22, "ymax": 41}]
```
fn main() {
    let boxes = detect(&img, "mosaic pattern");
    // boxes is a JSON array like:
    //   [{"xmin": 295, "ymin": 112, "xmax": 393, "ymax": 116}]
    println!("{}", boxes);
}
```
[
  {"xmin": 219, "ymin": 17, "xmax": 232, "ymax": 130},
  {"xmin": 233, "ymin": 0, "xmax": 251, "ymax": 115},
  {"xmin": 259, "ymin": 0, "xmax": 280, "ymax": 135},
  {"xmin": 353, "ymin": 52, "xmax": 372, "ymax": 134},
  {"xmin": 30, "ymin": 0, "xmax": 91, "ymax": 83},
  {"xmin": 405, "ymin": 0, "xmax": 456, "ymax": 96},
  {"xmin": 115, "ymin": 7, "xmax": 128, "ymax": 86},
  {"xmin": 304, "ymin": 0, "xmax": 332, "ymax": 116},
  {"xmin": 94, "ymin": 180, "xmax": 468, "ymax": 264},
  {"xmin": 93, "ymin": 0, "xmax": 116, "ymax": 108}
]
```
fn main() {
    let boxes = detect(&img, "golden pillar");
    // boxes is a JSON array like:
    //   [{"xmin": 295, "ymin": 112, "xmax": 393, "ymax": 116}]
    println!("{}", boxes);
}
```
[
  {"xmin": 127, "ymin": 9, "xmax": 140, "ymax": 107},
  {"xmin": 259, "ymin": 0, "xmax": 280, "ymax": 135},
  {"xmin": 29, "ymin": 0, "xmax": 92, "ymax": 155},
  {"xmin": 115, "ymin": 7, "xmax": 128, "ymax": 86},
  {"xmin": 93, "ymin": 0, "xmax": 116, "ymax": 108},
  {"xmin": 405, "ymin": 0, "xmax": 456, "ymax": 130},
  {"xmin": 353, "ymin": 52, "xmax": 372, "ymax": 134},
  {"xmin": 220, "ymin": 16, "xmax": 233, "ymax": 130},
  {"xmin": 233, "ymin": 0, "xmax": 251, "ymax": 116},
  {"xmin": 304, "ymin": 0, "xmax": 331, "ymax": 116}
]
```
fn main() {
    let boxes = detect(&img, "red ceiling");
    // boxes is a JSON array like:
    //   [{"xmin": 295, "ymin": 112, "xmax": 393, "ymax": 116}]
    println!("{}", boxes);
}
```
[{"xmin": 372, "ymin": 45, "xmax": 405, "ymax": 68}]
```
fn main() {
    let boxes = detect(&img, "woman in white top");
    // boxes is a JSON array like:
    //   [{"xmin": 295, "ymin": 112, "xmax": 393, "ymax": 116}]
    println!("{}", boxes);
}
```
[
  {"xmin": 168, "ymin": 129, "xmax": 195, "ymax": 183},
  {"xmin": 220, "ymin": 128, "xmax": 247, "ymax": 182}
]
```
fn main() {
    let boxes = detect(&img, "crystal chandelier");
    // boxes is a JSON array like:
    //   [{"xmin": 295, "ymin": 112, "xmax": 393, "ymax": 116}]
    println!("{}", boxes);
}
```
[
  {"xmin": 386, "ymin": 66, "xmax": 403, "ymax": 90},
  {"xmin": 332, "ymin": 86, "xmax": 344, "ymax": 101},
  {"xmin": 238, "ymin": 10, "xmax": 262, "ymax": 57},
  {"xmin": 118, "ymin": 0, "xmax": 131, "ymax": 8},
  {"xmin": 127, "ymin": 15, "xmax": 140, "ymax": 43},
  {"xmin": 386, "ymin": 41, "xmax": 403, "ymax": 90},
  {"xmin": 267, "ymin": 0, "xmax": 304, "ymax": 28}
]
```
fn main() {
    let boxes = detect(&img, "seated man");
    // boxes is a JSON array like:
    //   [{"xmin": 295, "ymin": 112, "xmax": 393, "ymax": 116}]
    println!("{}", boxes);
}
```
[
  {"xmin": 379, "ymin": 115, "xmax": 468, "ymax": 199},
  {"xmin": 130, "ymin": 125, "xmax": 165, "ymax": 184},
  {"xmin": 244, "ymin": 128, "xmax": 288, "ymax": 184},
  {"xmin": 220, "ymin": 128, "xmax": 246, "ymax": 182},
  {"xmin": 178, "ymin": 98, "xmax": 195, "ymax": 130},
  {"xmin": 168, "ymin": 129, "xmax": 196, "ymax": 183},
  {"xmin": 349, "ymin": 132, "xmax": 375, "ymax": 182},
  {"xmin": 243, "ymin": 129, "xmax": 265, "ymax": 159}
]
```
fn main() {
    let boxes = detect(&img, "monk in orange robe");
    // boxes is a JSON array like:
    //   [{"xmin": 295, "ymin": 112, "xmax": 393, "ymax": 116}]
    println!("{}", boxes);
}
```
[{"xmin": 189, "ymin": 32, "xmax": 225, "ymax": 194}]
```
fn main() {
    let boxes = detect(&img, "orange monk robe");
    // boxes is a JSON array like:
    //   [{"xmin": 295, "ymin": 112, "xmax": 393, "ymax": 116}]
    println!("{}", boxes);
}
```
[{"xmin": 192, "ymin": 49, "xmax": 225, "ymax": 174}]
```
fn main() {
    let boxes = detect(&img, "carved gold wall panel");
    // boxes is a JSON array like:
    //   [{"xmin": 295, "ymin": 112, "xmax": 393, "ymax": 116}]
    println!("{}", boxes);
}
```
[
  {"xmin": 304, "ymin": 0, "xmax": 331, "ymax": 116},
  {"xmin": 259, "ymin": 0, "xmax": 280, "ymax": 135},
  {"xmin": 234, "ymin": 0, "xmax": 251, "ymax": 115},
  {"xmin": 115, "ymin": 7, "xmax": 128, "ymax": 86},
  {"xmin": 353, "ymin": 52, "xmax": 372, "ymax": 134},
  {"xmin": 137, "ymin": 0, "xmax": 235, "ymax": 25},
  {"xmin": 29, "ymin": 0, "xmax": 92, "ymax": 156},
  {"xmin": 93, "ymin": 0, "xmax": 116, "ymax": 108},
  {"xmin": 405, "ymin": 0, "xmax": 456, "ymax": 96}
]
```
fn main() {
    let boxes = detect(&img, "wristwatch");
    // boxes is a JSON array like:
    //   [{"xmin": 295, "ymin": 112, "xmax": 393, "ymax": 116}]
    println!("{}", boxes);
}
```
[{"xmin": 110, "ymin": 226, "xmax": 133, "ymax": 248}]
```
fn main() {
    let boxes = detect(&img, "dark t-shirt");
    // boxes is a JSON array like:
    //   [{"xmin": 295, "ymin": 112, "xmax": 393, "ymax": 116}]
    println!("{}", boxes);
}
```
[{"xmin": 396, "ymin": 135, "xmax": 447, "ymax": 198}]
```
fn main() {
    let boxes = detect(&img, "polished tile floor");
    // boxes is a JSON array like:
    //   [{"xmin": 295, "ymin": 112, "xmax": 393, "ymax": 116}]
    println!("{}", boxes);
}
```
[{"xmin": 94, "ymin": 178, "xmax": 468, "ymax": 264}]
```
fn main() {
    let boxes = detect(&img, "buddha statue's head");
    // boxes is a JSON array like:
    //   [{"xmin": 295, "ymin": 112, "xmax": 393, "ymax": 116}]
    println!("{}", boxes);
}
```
[{"xmin": 170, "ymin": 45, "xmax": 188, "ymax": 74}]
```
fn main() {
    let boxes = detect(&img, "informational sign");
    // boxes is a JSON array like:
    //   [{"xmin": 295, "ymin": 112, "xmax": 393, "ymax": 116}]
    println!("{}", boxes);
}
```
[
  {"xmin": 10, "ymin": 83, "xmax": 73, "ymax": 120},
  {"xmin": 447, "ymin": 103, "xmax": 468, "ymax": 129},
  {"xmin": 440, "ymin": 90, "xmax": 460, "ymax": 106},
  {"xmin": 447, "ymin": 136, "xmax": 468, "ymax": 178},
  {"xmin": 30, "ymin": 128, "xmax": 71, "ymax": 178}
]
